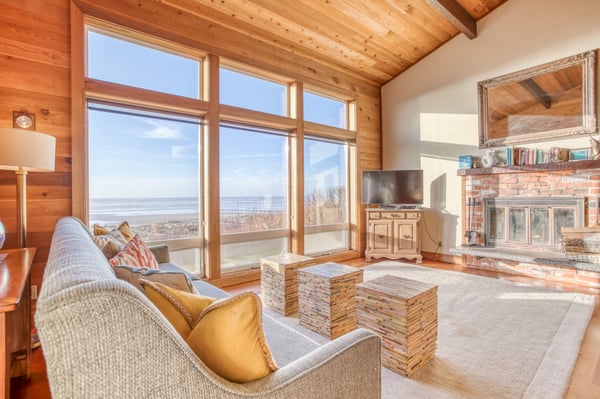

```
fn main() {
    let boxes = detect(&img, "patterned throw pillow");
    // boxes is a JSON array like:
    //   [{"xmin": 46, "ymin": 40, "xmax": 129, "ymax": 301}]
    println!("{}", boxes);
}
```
[
  {"xmin": 109, "ymin": 234, "xmax": 159, "ymax": 269},
  {"xmin": 92, "ymin": 221, "xmax": 134, "ymax": 259},
  {"xmin": 142, "ymin": 283, "xmax": 278, "ymax": 383},
  {"xmin": 94, "ymin": 221, "xmax": 134, "ymax": 241},
  {"xmin": 93, "ymin": 230, "xmax": 128, "ymax": 259}
]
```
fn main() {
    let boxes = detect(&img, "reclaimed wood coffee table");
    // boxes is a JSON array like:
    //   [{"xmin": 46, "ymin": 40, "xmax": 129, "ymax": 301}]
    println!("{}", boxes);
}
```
[
  {"xmin": 298, "ymin": 262, "xmax": 364, "ymax": 339},
  {"xmin": 260, "ymin": 253, "xmax": 314, "ymax": 316},
  {"xmin": 356, "ymin": 275, "xmax": 437, "ymax": 377}
]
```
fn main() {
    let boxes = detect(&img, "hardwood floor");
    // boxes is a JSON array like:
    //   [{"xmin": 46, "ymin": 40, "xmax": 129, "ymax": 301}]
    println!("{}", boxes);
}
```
[{"xmin": 11, "ymin": 258, "xmax": 600, "ymax": 398}]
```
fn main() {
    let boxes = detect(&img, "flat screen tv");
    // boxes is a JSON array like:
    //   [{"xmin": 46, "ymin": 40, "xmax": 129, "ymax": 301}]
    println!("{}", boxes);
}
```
[{"xmin": 361, "ymin": 170, "xmax": 423, "ymax": 206}]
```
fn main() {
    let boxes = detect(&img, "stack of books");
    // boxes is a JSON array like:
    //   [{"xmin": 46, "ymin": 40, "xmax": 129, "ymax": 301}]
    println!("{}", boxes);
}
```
[{"xmin": 505, "ymin": 147, "xmax": 585, "ymax": 166}]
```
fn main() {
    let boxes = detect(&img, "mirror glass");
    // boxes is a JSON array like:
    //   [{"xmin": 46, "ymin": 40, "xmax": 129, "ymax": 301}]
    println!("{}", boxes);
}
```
[{"xmin": 478, "ymin": 50, "xmax": 597, "ymax": 148}]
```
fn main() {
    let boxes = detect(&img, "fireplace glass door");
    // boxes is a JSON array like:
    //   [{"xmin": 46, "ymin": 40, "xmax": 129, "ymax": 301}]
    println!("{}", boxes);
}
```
[{"xmin": 485, "ymin": 197, "xmax": 583, "ymax": 252}]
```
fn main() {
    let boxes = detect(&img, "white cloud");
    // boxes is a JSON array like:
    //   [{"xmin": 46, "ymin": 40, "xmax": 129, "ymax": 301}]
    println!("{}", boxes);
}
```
[
  {"xmin": 171, "ymin": 145, "xmax": 196, "ymax": 158},
  {"xmin": 140, "ymin": 121, "xmax": 182, "ymax": 139}
]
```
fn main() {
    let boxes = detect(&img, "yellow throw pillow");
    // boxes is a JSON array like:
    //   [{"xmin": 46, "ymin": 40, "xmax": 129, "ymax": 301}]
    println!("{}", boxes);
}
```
[
  {"xmin": 186, "ymin": 292, "xmax": 278, "ymax": 383},
  {"xmin": 141, "ymin": 280, "xmax": 215, "ymax": 338}
]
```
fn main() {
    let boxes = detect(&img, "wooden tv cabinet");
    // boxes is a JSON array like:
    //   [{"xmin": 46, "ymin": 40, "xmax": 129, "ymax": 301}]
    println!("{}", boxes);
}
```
[{"xmin": 365, "ymin": 208, "xmax": 422, "ymax": 263}]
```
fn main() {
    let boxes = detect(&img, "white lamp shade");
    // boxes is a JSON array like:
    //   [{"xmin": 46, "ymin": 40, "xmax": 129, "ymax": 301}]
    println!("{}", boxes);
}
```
[{"xmin": 0, "ymin": 128, "xmax": 56, "ymax": 172}]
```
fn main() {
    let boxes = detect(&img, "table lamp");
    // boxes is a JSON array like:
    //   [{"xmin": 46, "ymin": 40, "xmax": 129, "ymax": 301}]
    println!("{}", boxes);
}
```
[{"xmin": 0, "ymin": 127, "xmax": 56, "ymax": 248}]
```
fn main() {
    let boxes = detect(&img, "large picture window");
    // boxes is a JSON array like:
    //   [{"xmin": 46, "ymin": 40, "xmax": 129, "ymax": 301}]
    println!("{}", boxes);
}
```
[
  {"xmin": 87, "ymin": 104, "xmax": 203, "ymax": 273},
  {"xmin": 304, "ymin": 137, "xmax": 350, "ymax": 255},
  {"xmin": 79, "ymin": 19, "xmax": 358, "ymax": 281},
  {"xmin": 220, "ymin": 124, "xmax": 289, "ymax": 271},
  {"xmin": 86, "ymin": 26, "xmax": 204, "ymax": 274}
]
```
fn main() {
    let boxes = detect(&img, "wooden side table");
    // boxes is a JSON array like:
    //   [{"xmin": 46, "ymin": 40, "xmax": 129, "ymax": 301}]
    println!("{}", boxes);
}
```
[
  {"xmin": 0, "ymin": 248, "xmax": 34, "ymax": 399},
  {"xmin": 298, "ymin": 262, "xmax": 363, "ymax": 339},
  {"xmin": 356, "ymin": 275, "xmax": 437, "ymax": 377},
  {"xmin": 260, "ymin": 253, "xmax": 314, "ymax": 316}
]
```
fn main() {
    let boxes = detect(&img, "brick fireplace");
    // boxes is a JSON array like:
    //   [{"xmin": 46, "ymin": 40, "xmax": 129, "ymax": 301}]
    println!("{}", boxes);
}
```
[{"xmin": 453, "ymin": 160, "xmax": 600, "ymax": 288}]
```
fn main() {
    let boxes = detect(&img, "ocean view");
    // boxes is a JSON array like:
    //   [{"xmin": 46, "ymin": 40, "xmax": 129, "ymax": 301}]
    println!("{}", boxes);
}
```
[
  {"xmin": 89, "ymin": 196, "xmax": 288, "ymax": 242},
  {"xmin": 90, "ymin": 196, "xmax": 286, "ymax": 225}
]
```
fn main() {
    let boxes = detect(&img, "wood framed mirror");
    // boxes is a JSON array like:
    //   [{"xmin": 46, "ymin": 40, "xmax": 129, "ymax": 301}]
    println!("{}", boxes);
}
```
[{"xmin": 478, "ymin": 50, "xmax": 597, "ymax": 148}]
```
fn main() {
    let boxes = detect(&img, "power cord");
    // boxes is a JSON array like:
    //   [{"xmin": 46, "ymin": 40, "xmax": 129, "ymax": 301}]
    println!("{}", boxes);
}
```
[{"xmin": 421, "ymin": 213, "xmax": 443, "ymax": 256}]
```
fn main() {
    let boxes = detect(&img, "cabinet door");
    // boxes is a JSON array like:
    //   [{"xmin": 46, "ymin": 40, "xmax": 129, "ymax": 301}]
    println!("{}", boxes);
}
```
[
  {"xmin": 394, "ymin": 221, "xmax": 417, "ymax": 253},
  {"xmin": 368, "ymin": 220, "xmax": 394, "ymax": 254}
]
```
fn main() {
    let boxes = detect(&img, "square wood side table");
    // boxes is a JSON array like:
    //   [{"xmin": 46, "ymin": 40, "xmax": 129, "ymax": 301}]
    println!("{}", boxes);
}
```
[
  {"xmin": 260, "ymin": 253, "xmax": 314, "ymax": 316},
  {"xmin": 298, "ymin": 262, "xmax": 363, "ymax": 339},
  {"xmin": 356, "ymin": 275, "xmax": 437, "ymax": 377},
  {"xmin": 0, "ymin": 248, "xmax": 35, "ymax": 399}
]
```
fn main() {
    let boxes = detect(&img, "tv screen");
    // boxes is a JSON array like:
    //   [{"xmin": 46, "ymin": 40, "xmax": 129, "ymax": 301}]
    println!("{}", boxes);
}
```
[{"xmin": 361, "ymin": 170, "xmax": 423, "ymax": 205}]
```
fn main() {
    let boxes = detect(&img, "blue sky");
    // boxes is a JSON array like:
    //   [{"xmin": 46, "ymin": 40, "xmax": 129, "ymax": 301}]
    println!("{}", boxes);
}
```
[{"xmin": 87, "ymin": 30, "xmax": 346, "ymax": 199}]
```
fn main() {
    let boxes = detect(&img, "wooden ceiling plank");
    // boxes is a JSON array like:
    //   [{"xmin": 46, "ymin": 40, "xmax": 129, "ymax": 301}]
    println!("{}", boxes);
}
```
[
  {"xmin": 240, "ymin": 0, "xmax": 406, "ymax": 75},
  {"xmin": 426, "ymin": 0, "xmax": 477, "ymax": 39},
  {"xmin": 338, "ymin": 0, "xmax": 454, "ymax": 64},
  {"xmin": 161, "ymin": 0, "xmax": 395, "ymax": 80}
]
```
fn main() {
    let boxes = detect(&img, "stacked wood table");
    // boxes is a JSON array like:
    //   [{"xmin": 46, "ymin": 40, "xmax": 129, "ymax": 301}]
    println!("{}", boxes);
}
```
[
  {"xmin": 260, "ymin": 253, "xmax": 314, "ymax": 316},
  {"xmin": 298, "ymin": 262, "xmax": 363, "ymax": 339},
  {"xmin": 356, "ymin": 275, "xmax": 437, "ymax": 377}
]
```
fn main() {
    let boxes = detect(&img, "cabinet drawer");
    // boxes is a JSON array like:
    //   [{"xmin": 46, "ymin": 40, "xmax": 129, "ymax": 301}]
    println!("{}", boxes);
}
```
[
  {"xmin": 406, "ymin": 212, "xmax": 421, "ymax": 220},
  {"xmin": 368, "ymin": 212, "xmax": 381, "ymax": 219},
  {"xmin": 382, "ymin": 212, "xmax": 405, "ymax": 219}
]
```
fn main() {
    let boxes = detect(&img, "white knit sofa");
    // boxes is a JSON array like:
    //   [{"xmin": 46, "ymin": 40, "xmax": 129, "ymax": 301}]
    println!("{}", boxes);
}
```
[{"xmin": 35, "ymin": 217, "xmax": 381, "ymax": 398}]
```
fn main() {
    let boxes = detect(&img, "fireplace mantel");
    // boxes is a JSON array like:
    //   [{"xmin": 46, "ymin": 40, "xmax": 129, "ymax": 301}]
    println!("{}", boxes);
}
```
[{"xmin": 458, "ymin": 159, "xmax": 600, "ymax": 176}]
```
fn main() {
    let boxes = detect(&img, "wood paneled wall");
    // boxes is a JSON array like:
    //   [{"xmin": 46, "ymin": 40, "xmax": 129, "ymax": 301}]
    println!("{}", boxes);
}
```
[
  {"xmin": 0, "ymin": 0, "xmax": 381, "ymax": 305},
  {"xmin": 0, "ymin": 0, "xmax": 72, "ymax": 301}
]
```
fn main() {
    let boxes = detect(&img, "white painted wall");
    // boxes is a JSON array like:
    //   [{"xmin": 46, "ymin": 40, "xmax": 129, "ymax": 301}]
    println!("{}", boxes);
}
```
[{"xmin": 381, "ymin": 0, "xmax": 600, "ymax": 255}]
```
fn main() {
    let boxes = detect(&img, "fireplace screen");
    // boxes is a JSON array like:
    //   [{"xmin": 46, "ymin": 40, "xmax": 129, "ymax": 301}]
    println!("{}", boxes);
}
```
[{"xmin": 484, "ymin": 197, "xmax": 584, "ymax": 251}]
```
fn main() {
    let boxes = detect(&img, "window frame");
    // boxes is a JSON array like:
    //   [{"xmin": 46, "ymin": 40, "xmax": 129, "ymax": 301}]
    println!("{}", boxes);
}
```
[{"xmin": 71, "ymin": 8, "xmax": 361, "ymax": 284}]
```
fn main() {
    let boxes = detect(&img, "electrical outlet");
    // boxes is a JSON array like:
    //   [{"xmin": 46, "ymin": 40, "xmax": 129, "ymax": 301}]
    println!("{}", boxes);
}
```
[{"xmin": 31, "ymin": 285, "xmax": 38, "ymax": 300}]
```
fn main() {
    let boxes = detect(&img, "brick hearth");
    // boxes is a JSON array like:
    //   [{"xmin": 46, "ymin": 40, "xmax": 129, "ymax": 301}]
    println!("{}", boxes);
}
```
[{"xmin": 453, "ymin": 160, "xmax": 600, "ymax": 288}]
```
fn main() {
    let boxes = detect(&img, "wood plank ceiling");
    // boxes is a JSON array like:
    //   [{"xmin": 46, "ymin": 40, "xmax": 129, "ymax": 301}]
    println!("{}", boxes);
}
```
[{"xmin": 160, "ymin": 0, "xmax": 508, "ymax": 85}]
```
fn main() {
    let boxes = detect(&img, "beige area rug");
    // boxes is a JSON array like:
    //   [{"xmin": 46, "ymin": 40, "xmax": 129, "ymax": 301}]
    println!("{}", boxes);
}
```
[{"xmin": 265, "ymin": 261, "xmax": 596, "ymax": 399}]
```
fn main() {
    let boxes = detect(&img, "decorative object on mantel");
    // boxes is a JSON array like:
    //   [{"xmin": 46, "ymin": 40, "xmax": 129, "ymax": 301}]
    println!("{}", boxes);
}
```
[
  {"xmin": 571, "ymin": 148, "xmax": 590, "ymax": 161},
  {"xmin": 481, "ymin": 149, "xmax": 497, "ymax": 167},
  {"xmin": 561, "ymin": 226, "xmax": 600, "ymax": 263},
  {"xmin": 458, "ymin": 155, "xmax": 474, "ymax": 169},
  {"xmin": 590, "ymin": 135, "xmax": 600, "ymax": 160}
]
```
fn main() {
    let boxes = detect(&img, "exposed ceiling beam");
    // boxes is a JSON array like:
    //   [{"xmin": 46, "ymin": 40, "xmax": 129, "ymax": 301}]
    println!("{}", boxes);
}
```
[
  {"xmin": 426, "ymin": 0, "xmax": 477, "ymax": 39},
  {"xmin": 519, "ymin": 79, "xmax": 552, "ymax": 109}
]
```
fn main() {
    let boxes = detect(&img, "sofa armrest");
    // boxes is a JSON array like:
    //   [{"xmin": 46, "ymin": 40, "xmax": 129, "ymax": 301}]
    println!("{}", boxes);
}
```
[
  {"xmin": 149, "ymin": 244, "xmax": 170, "ymax": 264},
  {"xmin": 251, "ymin": 328, "xmax": 382, "ymax": 398}
]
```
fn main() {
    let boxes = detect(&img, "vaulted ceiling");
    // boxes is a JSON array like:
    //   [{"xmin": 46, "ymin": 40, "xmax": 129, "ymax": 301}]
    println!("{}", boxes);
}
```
[{"xmin": 161, "ymin": 0, "xmax": 508, "ymax": 85}]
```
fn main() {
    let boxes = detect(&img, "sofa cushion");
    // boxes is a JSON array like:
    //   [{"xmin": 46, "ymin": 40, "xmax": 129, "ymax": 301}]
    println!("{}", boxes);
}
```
[
  {"xmin": 114, "ymin": 265, "xmax": 196, "ymax": 293},
  {"xmin": 109, "ymin": 234, "xmax": 159, "ymax": 269},
  {"xmin": 141, "ymin": 280, "xmax": 215, "ymax": 338},
  {"xmin": 186, "ymin": 292, "xmax": 278, "ymax": 383}
]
